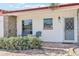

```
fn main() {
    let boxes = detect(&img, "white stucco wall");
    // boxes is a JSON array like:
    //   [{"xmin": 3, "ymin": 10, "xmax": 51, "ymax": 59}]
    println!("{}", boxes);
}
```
[
  {"xmin": 16, "ymin": 8, "xmax": 77, "ymax": 43},
  {"xmin": 0, "ymin": 16, "xmax": 4, "ymax": 37}
]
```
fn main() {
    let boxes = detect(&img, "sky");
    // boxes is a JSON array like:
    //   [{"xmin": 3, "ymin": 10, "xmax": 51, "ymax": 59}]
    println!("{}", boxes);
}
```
[{"xmin": 0, "ymin": 3, "xmax": 50, "ymax": 11}]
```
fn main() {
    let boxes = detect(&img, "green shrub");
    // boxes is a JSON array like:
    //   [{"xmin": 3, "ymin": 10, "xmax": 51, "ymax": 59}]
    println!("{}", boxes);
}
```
[
  {"xmin": 27, "ymin": 35, "xmax": 42, "ymax": 49},
  {"xmin": 0, "ymin": 35, "xmax": 42, "ymax": 50},
  {"xmin": 0, "ymin": 38, "xmax": 7, "ymax": 49}
]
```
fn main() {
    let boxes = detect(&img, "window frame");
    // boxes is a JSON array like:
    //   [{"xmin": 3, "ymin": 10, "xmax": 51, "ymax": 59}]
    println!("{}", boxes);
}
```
[
  {"xmin": 43, "ymin": 18, "xmax": 53, "ymax": 30},
  {"xmin": 22, "ymin": 19, "xmax": 32, "ymax": 36}
]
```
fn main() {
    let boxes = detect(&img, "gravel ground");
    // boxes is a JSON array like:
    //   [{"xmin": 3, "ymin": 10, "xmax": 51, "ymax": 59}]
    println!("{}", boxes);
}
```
[
  {"xmin": 0, "ymin": 42, "xmax": 79, "ymax": 56},
  {"xmin": 0, "ymin": 49, "xmax": 67, "ymax": 56}
]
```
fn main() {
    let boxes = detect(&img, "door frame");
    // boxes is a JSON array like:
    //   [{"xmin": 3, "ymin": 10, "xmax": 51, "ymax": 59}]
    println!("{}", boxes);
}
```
[{"xmin": 63, "ymin": 17, "xmax": 75, "ymax": 43}]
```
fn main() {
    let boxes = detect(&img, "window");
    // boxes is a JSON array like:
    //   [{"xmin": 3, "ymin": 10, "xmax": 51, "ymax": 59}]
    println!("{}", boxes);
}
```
[
  {"xmin": 22, "ymin": 19, "xmax": 32, "ymax": 36},
  {"xmin": 65, "ymin": 17, "xmax": 74, "ymax": 30},
  {"xmin": 43, "ymin": 18, "xmax": 53, "ymax": 30}
]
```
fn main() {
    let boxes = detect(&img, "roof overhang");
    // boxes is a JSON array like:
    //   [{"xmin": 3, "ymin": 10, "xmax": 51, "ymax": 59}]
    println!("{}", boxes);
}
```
[{"xmin": 2, "ymin": 3, "xmax": 79, "ymax": 16}]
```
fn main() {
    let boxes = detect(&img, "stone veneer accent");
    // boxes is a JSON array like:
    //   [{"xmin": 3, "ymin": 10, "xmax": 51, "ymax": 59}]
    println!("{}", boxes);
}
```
[{"xmin": 4, "ymin": 16, "xmax": 17, "ymax": 37}]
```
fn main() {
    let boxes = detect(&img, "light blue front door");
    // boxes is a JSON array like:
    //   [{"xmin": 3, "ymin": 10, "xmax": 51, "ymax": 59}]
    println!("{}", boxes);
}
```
[{"xmin": 65, "ymin": 18, "xmax": 74, "ymax": 40}]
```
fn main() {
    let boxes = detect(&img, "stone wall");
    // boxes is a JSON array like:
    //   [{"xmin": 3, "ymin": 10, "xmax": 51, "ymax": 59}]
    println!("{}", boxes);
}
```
[{"xmin": 4, "ymin": 16, "xmax": 17, "ymax": 37}]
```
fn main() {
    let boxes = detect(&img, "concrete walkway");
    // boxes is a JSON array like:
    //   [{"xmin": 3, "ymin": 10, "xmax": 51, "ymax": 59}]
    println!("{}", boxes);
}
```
[{"xmin": 42, "ymin": 42, "xmax": 79, "ymax": 49}]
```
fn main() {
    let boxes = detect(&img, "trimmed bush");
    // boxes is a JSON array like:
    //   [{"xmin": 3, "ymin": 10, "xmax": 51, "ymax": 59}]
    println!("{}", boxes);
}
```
[
  {"xmin": 0, "ymin": 35, "xmax": 42, "ymax": 50},
  {"xmin": 27, "ymin": 35, "xmax": 42, "ymax": 49},
  {"xmin": 0, "ymin": 38, "xmax": 7, "ymax": 49}
]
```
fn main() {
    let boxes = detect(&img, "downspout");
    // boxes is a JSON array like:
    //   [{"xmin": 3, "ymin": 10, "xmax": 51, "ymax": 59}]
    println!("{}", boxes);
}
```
[
  {"xmin": 77, "ymin": 9, "xmax": 78, "ymax": 16},
  {"xmin": 77, "ymin": 8, "xmax": 79, "ymax": 43}
]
